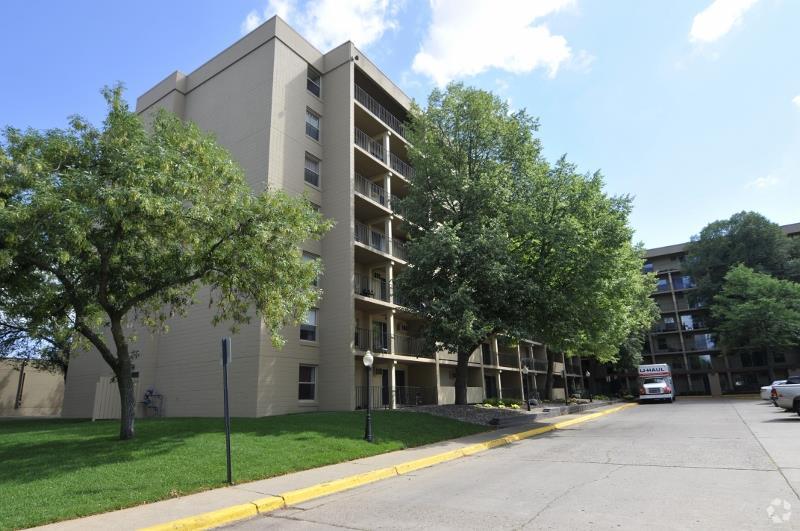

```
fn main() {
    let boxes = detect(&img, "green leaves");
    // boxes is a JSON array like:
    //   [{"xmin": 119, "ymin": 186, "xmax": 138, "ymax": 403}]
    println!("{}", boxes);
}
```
[
  {"xmin": 711, "ymin": 264, "xmax": 800, "ymax": 353},
  {"xmin": 0, "ymin": 84, "xmax": 331, "ymax": 364}
]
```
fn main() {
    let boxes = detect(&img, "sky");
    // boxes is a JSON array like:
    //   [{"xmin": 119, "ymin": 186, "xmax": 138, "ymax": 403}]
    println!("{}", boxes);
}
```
[{"xmin": 1, "ymin": 0, "xmax": 799, "ymax": 248}]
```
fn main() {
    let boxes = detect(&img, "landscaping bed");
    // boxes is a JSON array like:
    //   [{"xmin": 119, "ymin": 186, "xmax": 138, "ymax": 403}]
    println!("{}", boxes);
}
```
[{"xmin": 0, "ymin": 411, "xmax": 484, "ymax": 529}]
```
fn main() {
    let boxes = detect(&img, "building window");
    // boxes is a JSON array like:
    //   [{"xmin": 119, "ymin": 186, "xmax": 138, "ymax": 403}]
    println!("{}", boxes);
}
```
[
  {"xmin": 303, "ymin": 251, "xmax": 320, "ymax": 286},
  {"xmin": 304, "ymin": 153, "xmax": 320, "ymax": 187},
  {"xmin": 307, "ymin": 66, "xmax": 321, "ymax": 97},
  {"xmin": 300, "ymin": 308, "xmax": 318, "ymax": 341},
  {"xmin": 298, "ymin": 365, "xmax": 316, "ymax": 400},
  {"xmin": 305, "ymin": 109, "xmax": 320, "ymax": 141}
]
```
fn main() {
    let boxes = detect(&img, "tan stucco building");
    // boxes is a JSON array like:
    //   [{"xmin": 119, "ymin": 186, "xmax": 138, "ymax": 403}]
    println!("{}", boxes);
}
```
[
  {"xmin": 0, "ymin": 360, "xmax": 64, "ymax": 417},
  {"xmin": 62, "ymin": 17, "xmax": 572, "ymax": 418}
]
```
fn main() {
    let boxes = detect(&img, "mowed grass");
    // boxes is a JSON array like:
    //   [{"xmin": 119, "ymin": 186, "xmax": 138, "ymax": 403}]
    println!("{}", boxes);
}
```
[{"xmin": 0, "ymin": 411, "xmax": 485, "ymax": 529}]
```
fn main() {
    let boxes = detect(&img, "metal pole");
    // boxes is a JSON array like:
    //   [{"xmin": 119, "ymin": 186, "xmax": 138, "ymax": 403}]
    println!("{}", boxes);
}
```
[
  {"xmin": 364, "ymin": 367, "xmax": 374, "ymax": 442},
  {"xmin": 562, "ymin": 368, "xmax": 569, "ymax": 405},
  {"xmin": 222, "ymin": 338, "xmax": 232, "ymax": 484}
]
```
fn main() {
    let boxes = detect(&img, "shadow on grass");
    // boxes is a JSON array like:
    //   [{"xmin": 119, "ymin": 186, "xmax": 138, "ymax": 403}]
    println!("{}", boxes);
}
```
[{"xmin": 0, "ymin": 411, "xmax": 478, "ymax": 486}]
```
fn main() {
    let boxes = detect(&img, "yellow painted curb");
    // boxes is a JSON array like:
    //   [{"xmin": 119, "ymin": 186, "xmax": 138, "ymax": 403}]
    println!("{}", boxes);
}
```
[
  {"xmin": 141, "ymin": 502, "xmax": 258, "ymax": 531},
  {"xmin": 140, "ymin": 403, "xmax": 636, "ymax": 531},
  {"xmin": 281, "ymin": 466, "xmax": 399, "ymax": 506}
]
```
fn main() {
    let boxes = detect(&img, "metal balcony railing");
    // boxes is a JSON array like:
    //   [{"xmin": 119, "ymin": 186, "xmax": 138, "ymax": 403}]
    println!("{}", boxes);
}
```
[
  {"xmin": 354, "ymin": 127, "xmax": 384, "ymax": 162},
  {"xmin": 354, "ymin": 85, "xmax": 406, "ymax": 138},
  {"xmin": 498, "ymin": 353, "xmax": 519, "ymax": 368},
  {"xmin": 354, "ymin": 221, "xmax": 387, "ymax": 253},
  {"xmin": 390, "ymin": 153, "xmax": 414, "ymax": 179},
  {"xmin": 394, "ymin": 333, "xmax": 427, "ymax": 357},
  {"xmin": 354, "ymin": 173, "xmax": 386, "ymax": 206},
  {"xmin": 353, "ymin": 272, "xmax": 389, "ymax": 302},
  {"xmin": 354, "ymin": 327, "xmax": 389, "ymax": 352},
  {"xmin": 354, "ymin": 385, "xmax": 436, "ymax": 409},
  {"xmin": 391, "ymin": 238, "xmax": 408, "ymax": 262}
]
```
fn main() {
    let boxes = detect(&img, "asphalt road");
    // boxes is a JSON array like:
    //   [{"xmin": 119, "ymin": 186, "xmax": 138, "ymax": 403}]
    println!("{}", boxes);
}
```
[{"xmin": 223, "ymin": 399, "xmax": 800, "ymax": 530}]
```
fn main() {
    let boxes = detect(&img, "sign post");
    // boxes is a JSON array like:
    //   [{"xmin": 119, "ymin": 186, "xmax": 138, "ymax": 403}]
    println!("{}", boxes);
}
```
[{"xmin": 222, "ymin": 337, "xmax": 233, "ymax": 485}]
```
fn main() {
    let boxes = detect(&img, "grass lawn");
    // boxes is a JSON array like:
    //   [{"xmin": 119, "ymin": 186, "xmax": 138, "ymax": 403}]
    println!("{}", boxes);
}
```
[{"xmin": 0, "ymin": 411, "xmax": 485, "ymax": 529}]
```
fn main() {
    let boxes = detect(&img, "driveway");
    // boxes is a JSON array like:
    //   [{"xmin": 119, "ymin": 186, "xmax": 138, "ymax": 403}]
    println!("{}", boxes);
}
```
[{"xmin": 223, "ymin": 399, "xmax": 800, "ymax": 530}]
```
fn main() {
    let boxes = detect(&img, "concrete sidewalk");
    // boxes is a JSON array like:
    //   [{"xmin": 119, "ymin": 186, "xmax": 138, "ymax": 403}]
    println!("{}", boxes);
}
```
[{"xmin": 35, "ymin": 404, "xmax": 632, "ymax": 531}]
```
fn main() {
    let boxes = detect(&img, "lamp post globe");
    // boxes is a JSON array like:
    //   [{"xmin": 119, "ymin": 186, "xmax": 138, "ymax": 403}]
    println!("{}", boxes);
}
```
[{"xmin": 363, "ymin": 351, "xmax": 374, "ymax": 442}]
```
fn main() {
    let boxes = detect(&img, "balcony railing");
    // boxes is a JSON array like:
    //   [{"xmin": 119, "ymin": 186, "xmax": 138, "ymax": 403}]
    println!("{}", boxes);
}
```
[
  {"xmin": 354, "ymin": 173, "xmax": 386, "ymax": 206},
  {"xmin": 394, "ymin": 333, "xmax": 427, "ymax": 357},
  {"xmin": 354, "ymin": 127, "xmax": 384, "ymax": 161},
  {"xmin": 354, "ymin": 85, "xmax": 406, "ymax": 138},
  {"xmin": 353, "ymin": 272, "xmax": 389, "ymax": 302},
  {"xmin": 391, "ymin": 238, "xmax": 408, "ymax": 261},
  {"xmin": 354, "ymin": 327, "xmax": 389, "ymax": 352},
  {"xmin": 498, "ymin": 353, "xmax": 519, "ymax": 368},
  {"xmin": 390, "ymin": 153, "xmax": 414, "ymax": 179},
  {"xmin": 354, "ymin": 221, "xmax": 387, "ymax": 253},
  {"xmin": 354, "ymin": 386, "xmax": 436, "ymax": 409}
]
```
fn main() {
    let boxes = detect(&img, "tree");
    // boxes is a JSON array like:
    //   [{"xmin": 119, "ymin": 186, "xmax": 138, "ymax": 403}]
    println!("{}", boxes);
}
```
[
  {"xmin": 0, "ymin": 311, "xmax": 74, "ymax": 378},
  {"xmin": 395, "ymin": 84, "xmax": 541, "ymax": 404},
  {"xmin": 684, "ymin": 211, "xmax": 797, "ymax": 309},
  {"xmin": 711, "ymin": 265, "xmax": 800, "ymax": 356},
  {"xmin": 0, "ymin": 86, "xmax": 330, "ymax": 439},
  {"xmin": 509, "ymin": 157, "xmax": 658, "ymax": 398}
]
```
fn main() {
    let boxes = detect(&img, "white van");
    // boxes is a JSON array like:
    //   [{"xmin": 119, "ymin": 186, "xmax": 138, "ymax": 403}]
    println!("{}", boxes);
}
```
[{"xmin": 638, "ymin": 364, "xmax": 675, "ymax": 403}]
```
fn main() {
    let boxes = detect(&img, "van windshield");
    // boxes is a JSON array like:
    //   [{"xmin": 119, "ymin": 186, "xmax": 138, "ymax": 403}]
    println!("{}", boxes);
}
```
[{"xmin": 643, "ymin": 378, "xmax": 665, "ymax": 385}]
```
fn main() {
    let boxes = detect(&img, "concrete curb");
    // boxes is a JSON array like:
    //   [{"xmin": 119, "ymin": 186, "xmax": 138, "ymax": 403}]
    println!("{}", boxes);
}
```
[{"xmin": 140, "ymin": 403, "xmax": 637, "ymax": 531}]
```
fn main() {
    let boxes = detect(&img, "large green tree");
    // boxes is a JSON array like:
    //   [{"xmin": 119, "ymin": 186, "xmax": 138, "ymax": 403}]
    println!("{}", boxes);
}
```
[
  {"xmin": 0, "ymin": 87, "xmax": 330, "ymax": 439},
  {"xmin": 684, "ymin": 211, "xmax": 798, "ymax": 308},
  {"xmin": 711, "ymin": 264, "xmax": 800, "ymax": 356},
  {"xmin": 395, "ymin": 84, "xmax": 540, "ymax": 404},
  {"xmin": 510, "ymin": 157, "xmax": 658, "ymax": 397}
]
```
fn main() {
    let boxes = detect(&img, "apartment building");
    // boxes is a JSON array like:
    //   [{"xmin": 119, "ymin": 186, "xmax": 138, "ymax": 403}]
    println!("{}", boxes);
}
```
[
  {"xmin": 585, "ymin": 223, "xmax": 800, "ymax": 397},
  {"xmin": 61, "ymin": 17, "xmax": 573, "ymax": 418}
]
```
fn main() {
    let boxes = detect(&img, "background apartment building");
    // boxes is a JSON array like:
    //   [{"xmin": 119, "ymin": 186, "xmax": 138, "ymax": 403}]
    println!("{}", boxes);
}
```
[
  {"xmin": 585, "ymin": 222, "xmax": 800, "ymax": 397},
  {"xmin": 62, "ymin": 17, "xmax": 572, "ymax": 418}
]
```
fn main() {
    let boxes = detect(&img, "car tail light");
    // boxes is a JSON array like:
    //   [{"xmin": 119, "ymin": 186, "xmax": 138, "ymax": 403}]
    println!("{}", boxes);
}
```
[{"xmin": 771, "ymin": 388, "xmax": 778, "ymax": 398}]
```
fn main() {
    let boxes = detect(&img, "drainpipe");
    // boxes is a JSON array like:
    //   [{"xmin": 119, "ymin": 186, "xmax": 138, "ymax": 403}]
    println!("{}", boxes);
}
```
[{"xmin": 14, "ymin": 361, "xmax": 27, "ymax": 409}]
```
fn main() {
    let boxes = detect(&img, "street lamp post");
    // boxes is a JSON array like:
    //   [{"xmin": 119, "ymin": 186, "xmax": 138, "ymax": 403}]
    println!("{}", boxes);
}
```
[
  {"xmin": 585, "ymin": 370, "xmax": 592, "ymax": 402},
  {"xmin": 522, "ymin": 365, "xmax": 531, "ymax": 411},
  {"xmin": 363, "ymin": 350, "xmax": 374, "ymax": 442}
]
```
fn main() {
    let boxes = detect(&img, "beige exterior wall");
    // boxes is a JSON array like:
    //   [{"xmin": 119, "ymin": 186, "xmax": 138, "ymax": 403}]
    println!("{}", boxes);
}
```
[
  {"xmin": 0, "ymin": 361, "xmax": 64, "ymax": 417},
  {"xmin": 62, "ymin": 15, "xmax": 547, "ymax": 417}
]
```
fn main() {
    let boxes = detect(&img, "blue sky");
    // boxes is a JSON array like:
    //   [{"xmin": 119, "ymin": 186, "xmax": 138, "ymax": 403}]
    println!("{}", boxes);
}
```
[{"xmin": 1, "ymin": 0, "xmax": 798, "ymax": 247}]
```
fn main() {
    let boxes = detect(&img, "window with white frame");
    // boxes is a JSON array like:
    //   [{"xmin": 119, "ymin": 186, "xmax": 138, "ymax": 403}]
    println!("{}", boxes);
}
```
[
  {"xmin": 307, "ymin": 66, "xmax": 321, "ymax": 97},
  {"xmin": 300, "ymin": 308, "xmax": 318, "ymax": 341},
  {"xmin": 304, "ymin": 153, "xmax": 320, "ymax": 187},
  {"xmin": 298, "ymin": 365, "xmax": 316, "ymax": 400},
  {"xmin": 305, "ymin": 109, "xmax": 320, "ymax": 141},
  {"xmin": 303, "ymin": 251, "xmax": 320, "ymax": 286}
]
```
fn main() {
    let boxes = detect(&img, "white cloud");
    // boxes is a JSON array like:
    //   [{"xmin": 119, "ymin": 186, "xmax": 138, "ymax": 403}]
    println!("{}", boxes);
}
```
[
  {"xmin": 745, "ymin": 175, "xmax": 780, "ymax": 190},
  {"xmin": 793, "ymin": 95, "xmax": 800, "ymax": 109},
  {"xmin": 412, "ymin": 0, "xmax": 575, "ymax": 86},
  {"xmin": 240, "ymin": 0, "xmax": 401, "ymax": 51},
  {"xmin": 689, "ymin": 0, "xmax": 759, "ymax": 43}
]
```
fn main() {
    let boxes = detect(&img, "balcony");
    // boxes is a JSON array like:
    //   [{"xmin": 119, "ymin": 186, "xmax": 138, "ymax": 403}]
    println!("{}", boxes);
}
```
[
  {"xmin": 354, "ymin": 173, "xmax": 386, "ymax": 206},
  {"xmin": 394, "ymin": 333, "xmax": 427, "ymax": 357},
  {"xmin": 355, "ymin": 326, "xmax": 389, "ymax": 352},
  {"xmin": 390, "ymin": 153, "xmax": 414, "ymax": 179},
  {"xmin": 391, "ymin": 238, "xmax": 408, "ymax": 262},
  {"xmin": 353, "ymin": 272, "xmax": 389, "ymax": 302},
  {"xmin": 498, "ymin": 353, "xmax": 519, "ymax": 368},
  {"xmin": 354, "ymin": 221, "xmax": 387, "ymax": 254},
  {"xmin": 355, "ymin": 127, "xmax": 384, "ymax": 162},
  {"xmin": 354, "ymin": 84, "xmax": 406, "ymax": 138},
  {"xmin": 390, "ymin": 194, "xmax": 406, "ymax": 217}
]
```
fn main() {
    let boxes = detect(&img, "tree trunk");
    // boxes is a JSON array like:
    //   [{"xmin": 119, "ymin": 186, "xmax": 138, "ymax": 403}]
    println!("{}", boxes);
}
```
[
  {"xmin": 110, "ymin": 317, "xmax": 135, "ymax": 440},
  {"xmin": 544, "ymin": 348, "xmax": 555, "ymax": 401},
  {"xmin": 116, "ymin": 359, "xmax": 136, "ymax": 440},
  {"xmin": 455, "ymin": 350, "xmax": 470, "ymax": 405}
]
